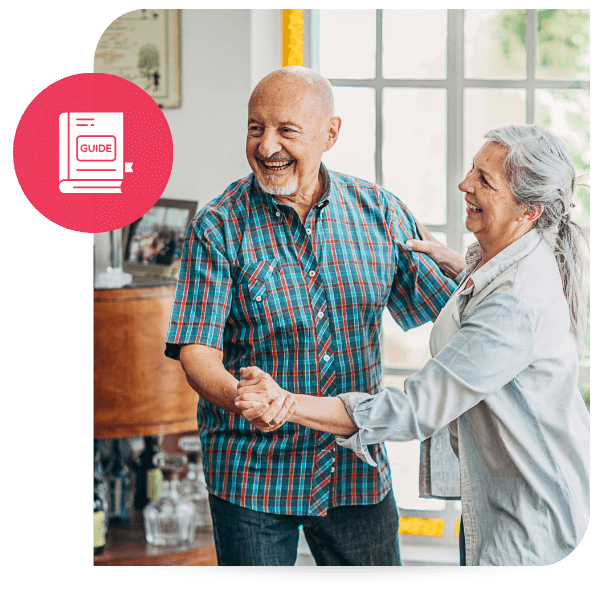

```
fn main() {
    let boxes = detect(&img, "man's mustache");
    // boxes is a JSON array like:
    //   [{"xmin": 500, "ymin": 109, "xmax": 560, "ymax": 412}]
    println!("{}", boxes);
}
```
[{"xmin": 254, "ymin": 151, "xmax": 295, "ymax": 163}]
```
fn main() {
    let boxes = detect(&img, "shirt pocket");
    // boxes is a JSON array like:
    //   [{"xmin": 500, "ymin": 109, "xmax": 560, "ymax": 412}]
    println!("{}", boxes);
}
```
[{"xmin": 239, "ymin": 257, "xmax": 281, "ymax": 301}]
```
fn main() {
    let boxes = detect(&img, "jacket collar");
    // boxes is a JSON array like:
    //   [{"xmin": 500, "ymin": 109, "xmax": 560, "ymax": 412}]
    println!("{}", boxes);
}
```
[{"xmin": 465, "ymin": 229, "xmax": 543, "ymax": 294}]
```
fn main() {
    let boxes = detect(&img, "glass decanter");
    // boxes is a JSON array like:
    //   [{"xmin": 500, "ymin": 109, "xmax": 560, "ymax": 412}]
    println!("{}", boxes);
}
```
[
  {"xmin": 179, "ymin": 450, "xmax": 212, "ymax": 529},
  {"xmin": 142, "ymin": 452, "xmax": 197, "ymax": 545}
]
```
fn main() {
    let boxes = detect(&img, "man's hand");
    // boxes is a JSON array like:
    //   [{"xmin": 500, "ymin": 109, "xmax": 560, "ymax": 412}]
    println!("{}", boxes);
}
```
[
  {"xmin": 235, "ymin": 367, "xmax": 297, "ymax": 432},
  {"xmin": 407, "ymin": 221, "xmax": 466, "ymax": 279}
]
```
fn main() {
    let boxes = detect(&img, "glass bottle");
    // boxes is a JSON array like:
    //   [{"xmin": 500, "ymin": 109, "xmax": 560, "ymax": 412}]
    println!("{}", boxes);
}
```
[
  {"xmin": 143, "ymin": 452, "xmax": 197, "ymax": 545},
  {"xmin": 106, "ymin": 438, "xmax": 132, "ymax": 523},
  {"xmin": 94, "ymin": 440, "xmax": 109, "ymax": 534},
  {"xmin": 94, "ymin": 442, "xmax": 109, "ymax": 555},
  {"xmin": 178, "ymin": 436, "xmax": 211, "ymax": 529},
  {"xmin": 94, "ymin": 489, "xmax": 107, "ymax": 555},
  {"xmin": 94, "ymin": 230, "xmax": 133, "ymax": 288},
  {"xmin": 133, "ymin": 436, "xmax": 162, "ymax": 509}
]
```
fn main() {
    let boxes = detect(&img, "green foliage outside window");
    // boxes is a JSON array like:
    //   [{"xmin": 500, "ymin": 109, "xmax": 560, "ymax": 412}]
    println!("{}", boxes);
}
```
[{"xmin": 498, "ymin": 10, "xmax": 591, "ymax": 400}]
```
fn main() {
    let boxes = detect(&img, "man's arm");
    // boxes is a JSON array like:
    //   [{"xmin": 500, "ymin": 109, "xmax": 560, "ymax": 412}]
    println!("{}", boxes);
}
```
[{"xmin": 179, "ymin": 344, "xmax": 242, "ymax": 414}]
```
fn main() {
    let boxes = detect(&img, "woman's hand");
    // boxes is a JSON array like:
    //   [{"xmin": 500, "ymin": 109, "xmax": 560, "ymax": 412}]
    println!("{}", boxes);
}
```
[
  {"xmin": 407, "ymin": 221, "xmax": 466, "ymax": 279},
  {"xmin": 235, "ymin": 367, "xmax": 297, "ymax": 432}
]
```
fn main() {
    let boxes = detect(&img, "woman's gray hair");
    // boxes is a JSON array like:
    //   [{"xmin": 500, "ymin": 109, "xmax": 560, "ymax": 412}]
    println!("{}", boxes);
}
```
[{"xmin": 484, "ymin": 124, "xmax": 589, "ymax": 354}]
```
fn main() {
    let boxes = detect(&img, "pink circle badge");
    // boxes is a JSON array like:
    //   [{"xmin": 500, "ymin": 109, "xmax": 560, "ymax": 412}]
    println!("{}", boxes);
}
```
[{"xmin": 13, "ymin": 73, "xmax": 173, "ymax": 233}]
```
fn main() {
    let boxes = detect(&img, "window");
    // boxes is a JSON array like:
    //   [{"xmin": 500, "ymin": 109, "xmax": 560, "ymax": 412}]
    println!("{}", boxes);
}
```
[{"xmin": 309, "ymin": 9, "xmax": 590, "ymax": 562}]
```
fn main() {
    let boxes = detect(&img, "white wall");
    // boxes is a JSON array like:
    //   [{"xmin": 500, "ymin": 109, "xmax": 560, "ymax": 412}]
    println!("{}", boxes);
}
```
[
  {"xmin": 95, "ymin": 9, "xmax": 280, "ymax": 272},
  {"xmin": 161, "ymin": 9, "xmax": 280, "ymax": 209},
  {"xmin": 250, "ymin": 9, "xmax": 282, "ymax": 90}
]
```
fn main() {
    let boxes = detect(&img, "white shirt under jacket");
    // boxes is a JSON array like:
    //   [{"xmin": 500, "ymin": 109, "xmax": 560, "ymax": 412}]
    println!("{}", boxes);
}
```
[{"xmin": 336, "ymin": 229, "xmax": 590, "ymax": 566}]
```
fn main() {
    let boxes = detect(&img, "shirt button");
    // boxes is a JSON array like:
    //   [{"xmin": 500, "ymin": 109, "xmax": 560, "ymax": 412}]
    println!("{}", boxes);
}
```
[
  {"xmin": 276, "ymin": 211, "xmax": 280, "ymax": 217},
  {"xmin": 309, "ymin": 270, "xmax": 316, "ymax": 277},
  {"xmin": 268, "ymin": 266, "xmax": 274, "ymax": 272},
  {"xmin": 306, "ymin": 228, "xmax": 312, "ymax": 235},
  {"xmin": 256, "ymin": 296, "xmax": 262, "ymax": 301},
  {"xmin": 323, "ymin": 354, "xmax": 331, "ymax": 362},
  {"xmin": 317, "ymin": 311, "xmax": 324, "ymax": 319}
]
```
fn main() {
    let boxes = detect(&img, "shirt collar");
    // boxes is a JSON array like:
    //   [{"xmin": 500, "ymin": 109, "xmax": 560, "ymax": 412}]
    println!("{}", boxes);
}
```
[
  {"xmin": 466, "ymin": 229, "xmax": 543, "ymax": 293},
  {"xmin": 252, "ymin": 162, "xmax": 333, "ymax": 215},
  {"xmin": 316, "ymin": 162, "xmax": 332, "ymax": 208}
]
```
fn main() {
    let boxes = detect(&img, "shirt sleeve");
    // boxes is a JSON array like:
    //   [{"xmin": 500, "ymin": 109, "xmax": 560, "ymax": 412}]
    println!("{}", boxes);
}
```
[
  {"xmin": 164, "ymin": 215, "xmax": 232, "ymax": 360},
  {"xmin": 385, "ymin": 195, "xmax": 457, "ymax": 329},
  {"xmin": 336, "ymin": 291, "xmax": 535, "ymax": 465}
]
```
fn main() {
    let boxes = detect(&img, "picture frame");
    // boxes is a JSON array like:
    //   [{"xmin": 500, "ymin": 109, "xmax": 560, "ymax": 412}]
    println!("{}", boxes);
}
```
[
  {"xmin": 123, "ymin": 198, "xmax": 198, "ymax": 285},
  {"xmin": 94, "ymin": 9, "xmax": 182, "ymax": 108}
]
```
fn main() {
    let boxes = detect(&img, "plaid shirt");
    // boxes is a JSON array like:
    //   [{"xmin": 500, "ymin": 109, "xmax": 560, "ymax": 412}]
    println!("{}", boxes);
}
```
[{"xmin": 165, "ymin": 164, "xmax": 456, "ymax": 516}]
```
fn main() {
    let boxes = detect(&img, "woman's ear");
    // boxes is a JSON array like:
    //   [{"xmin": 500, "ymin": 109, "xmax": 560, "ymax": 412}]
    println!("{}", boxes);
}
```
[{"xmin": 525, "ymin": 203, "xmax": 544, "ymax": 223}]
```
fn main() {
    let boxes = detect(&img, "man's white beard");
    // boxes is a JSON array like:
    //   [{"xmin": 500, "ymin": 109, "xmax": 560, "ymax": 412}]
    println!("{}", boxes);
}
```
[{"xmin": 257, "ymin": 174, "xmax": 299, "ymax": 196}]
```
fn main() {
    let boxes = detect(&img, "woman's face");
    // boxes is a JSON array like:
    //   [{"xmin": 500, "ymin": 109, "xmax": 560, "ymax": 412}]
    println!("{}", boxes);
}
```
[{"xmin": 459, "ymin": 141, "xmax": 526, "ymax": 252}]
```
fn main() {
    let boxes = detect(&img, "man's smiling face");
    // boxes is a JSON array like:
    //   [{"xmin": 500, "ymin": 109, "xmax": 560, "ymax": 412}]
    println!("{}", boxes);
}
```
[{"xmin": 246, "ymin": 75, "xmax": 332, "ymax": 198}]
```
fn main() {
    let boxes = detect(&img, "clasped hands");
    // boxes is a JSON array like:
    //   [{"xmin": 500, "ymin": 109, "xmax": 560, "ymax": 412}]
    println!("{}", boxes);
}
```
[{"xmin": 235, "ymin": 367, "xmax": 297, "ymax": 432}]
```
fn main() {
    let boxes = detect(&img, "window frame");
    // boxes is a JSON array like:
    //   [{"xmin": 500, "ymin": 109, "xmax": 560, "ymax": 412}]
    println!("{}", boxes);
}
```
[{"xmin": 307, "ymin": 8, "xmax": 589, "ymax": 385}]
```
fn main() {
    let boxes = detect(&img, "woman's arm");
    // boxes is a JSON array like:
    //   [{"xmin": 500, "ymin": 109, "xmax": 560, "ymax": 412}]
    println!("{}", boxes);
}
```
[
  {"xmin": 291, "ymin": 395, "xmax": 358, "ymax": 435},
  {"xmin": 235, "ymin": 367, "xmax": 357, "ymax": 435},
  {"xmin": 236, "ymin": 393, "xmax": 358, "ymax": 436},
  {"xmin": 237, "ymin": 292, "xmax": 535, "ymax": 456}
]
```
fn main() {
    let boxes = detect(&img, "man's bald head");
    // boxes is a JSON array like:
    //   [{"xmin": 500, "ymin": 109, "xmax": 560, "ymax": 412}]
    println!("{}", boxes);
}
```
[
  {"xmin": 250, "ymin": 67, "xmax": 335, "ymax": 120},
  {"xmin": 246, "ymin": 67, "xmax": 341, "ymax": 201}
]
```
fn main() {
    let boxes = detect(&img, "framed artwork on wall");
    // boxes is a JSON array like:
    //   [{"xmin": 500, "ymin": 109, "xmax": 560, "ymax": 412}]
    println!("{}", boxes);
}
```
[{"xmin": 94, "ymin": 9, "xmax": 182, "ymax": 108}]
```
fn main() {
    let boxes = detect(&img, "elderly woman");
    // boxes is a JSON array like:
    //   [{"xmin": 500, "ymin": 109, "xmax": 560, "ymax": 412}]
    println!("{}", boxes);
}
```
[{"xmin": 235, "ymin": 125, "xmax": 590, "ymax": 566}]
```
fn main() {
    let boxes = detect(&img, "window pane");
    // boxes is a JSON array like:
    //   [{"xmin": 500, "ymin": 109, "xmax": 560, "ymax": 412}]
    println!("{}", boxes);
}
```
[
  {"xmin": 382, "ymin": 375, "xmax": 408, "ymax": 389},
  {"xmin": 382, "ymin": 88, "xmax": 447, "ymax": 225},
  {"xmin": 535, "ymin": 89, "xmax": 590, "ymax": 361},
  {"xmin": 463, "ymin": 88, "xmax": 526, "ymax": 175},
  {"xmin": 537, "ymin": 9, "xmax": 590, "ymax": 80},
  {"xmin": 382, "ymin": 10, "xmax": 447, "ymax": 79},
  {"xmin": 462, "ymin": 232, "xmax": 477, "ymax": 256},
  {"xmin": 383, "ymin": 309, "xmax": 432, "ymax": 370},
  {"xmin": 318, "ymin": 10, "xmax": 376, "ymax": 79},
  {"xmin": 535, "ymin": 89, "xmax": 590, "ymax": 226},
  {"xmin": 384, "ymin": 375, "xmax": 445, "ymax": 511},
  {"xmin": 430, "ymin": 232, "xmax": 447, "ymax": 246},
  {"xmin": 464, "ymin": 10, "xmax": 527, "ymax": 80},
  {"xmin": 324, "ymin": 87, "xmax": 375, "ymax": 183},
  {"xmin": 386, "ymin": 441, "xmax": 446, "ymax": 511}
]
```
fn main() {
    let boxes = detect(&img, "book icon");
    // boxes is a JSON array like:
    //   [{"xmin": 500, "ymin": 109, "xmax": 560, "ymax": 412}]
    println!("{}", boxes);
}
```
[{"xmin": 59, "ymin": 112, "xmax": 133, "ymax": 193}]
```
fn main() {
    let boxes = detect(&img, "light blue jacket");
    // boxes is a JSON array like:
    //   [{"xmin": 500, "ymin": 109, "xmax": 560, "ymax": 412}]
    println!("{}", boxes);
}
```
[{"xmin": 337, "ymin": 230, "xmax": 590, "ymax": 565}]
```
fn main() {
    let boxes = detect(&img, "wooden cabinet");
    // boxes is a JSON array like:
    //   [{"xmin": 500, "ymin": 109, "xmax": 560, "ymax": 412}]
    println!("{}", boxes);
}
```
[
  {"xmin": 94, "ymin": 285, "xmax": 198, "ymax": 438},
  {"xmin": 94, "ymin": 285, "xmax": 217, "ymax": 566}
]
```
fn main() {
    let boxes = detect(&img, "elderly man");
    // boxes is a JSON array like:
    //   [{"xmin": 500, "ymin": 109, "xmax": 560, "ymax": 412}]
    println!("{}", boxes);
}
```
[{"xmin": 165, "ymin": 66, "xmax": 461, "ymax": 566}]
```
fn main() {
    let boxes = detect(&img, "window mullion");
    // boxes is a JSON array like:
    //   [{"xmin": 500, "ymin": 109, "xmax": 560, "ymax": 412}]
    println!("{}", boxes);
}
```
[
  {"xmin": 446, "ymin": 9, "xmax": 465, "ymax": 253},
  {"xmin": 526, "ymin": 9, "xmax": 538, "ymax": 124},
  {"xmin": 375, "ymin": 9, "xmax": 383, "ymax": 187}
]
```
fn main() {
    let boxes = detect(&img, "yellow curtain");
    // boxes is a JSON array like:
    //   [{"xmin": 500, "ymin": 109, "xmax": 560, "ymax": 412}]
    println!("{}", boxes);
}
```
[{"xmin": 282, "ymin": 9, "xmax": 304, "ymax": 66}]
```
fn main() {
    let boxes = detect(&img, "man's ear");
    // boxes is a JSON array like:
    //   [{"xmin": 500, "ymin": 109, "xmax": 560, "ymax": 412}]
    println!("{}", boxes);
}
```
[{"xmin": 324, "ymin": 117, "xmax": 341, "ymax": 152}]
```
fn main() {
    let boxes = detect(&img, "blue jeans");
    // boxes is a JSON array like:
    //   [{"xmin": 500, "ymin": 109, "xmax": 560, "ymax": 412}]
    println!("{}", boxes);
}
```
[{"xmin": 208, "ymin": 491, "xmax": 402, "ymax": 566}]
